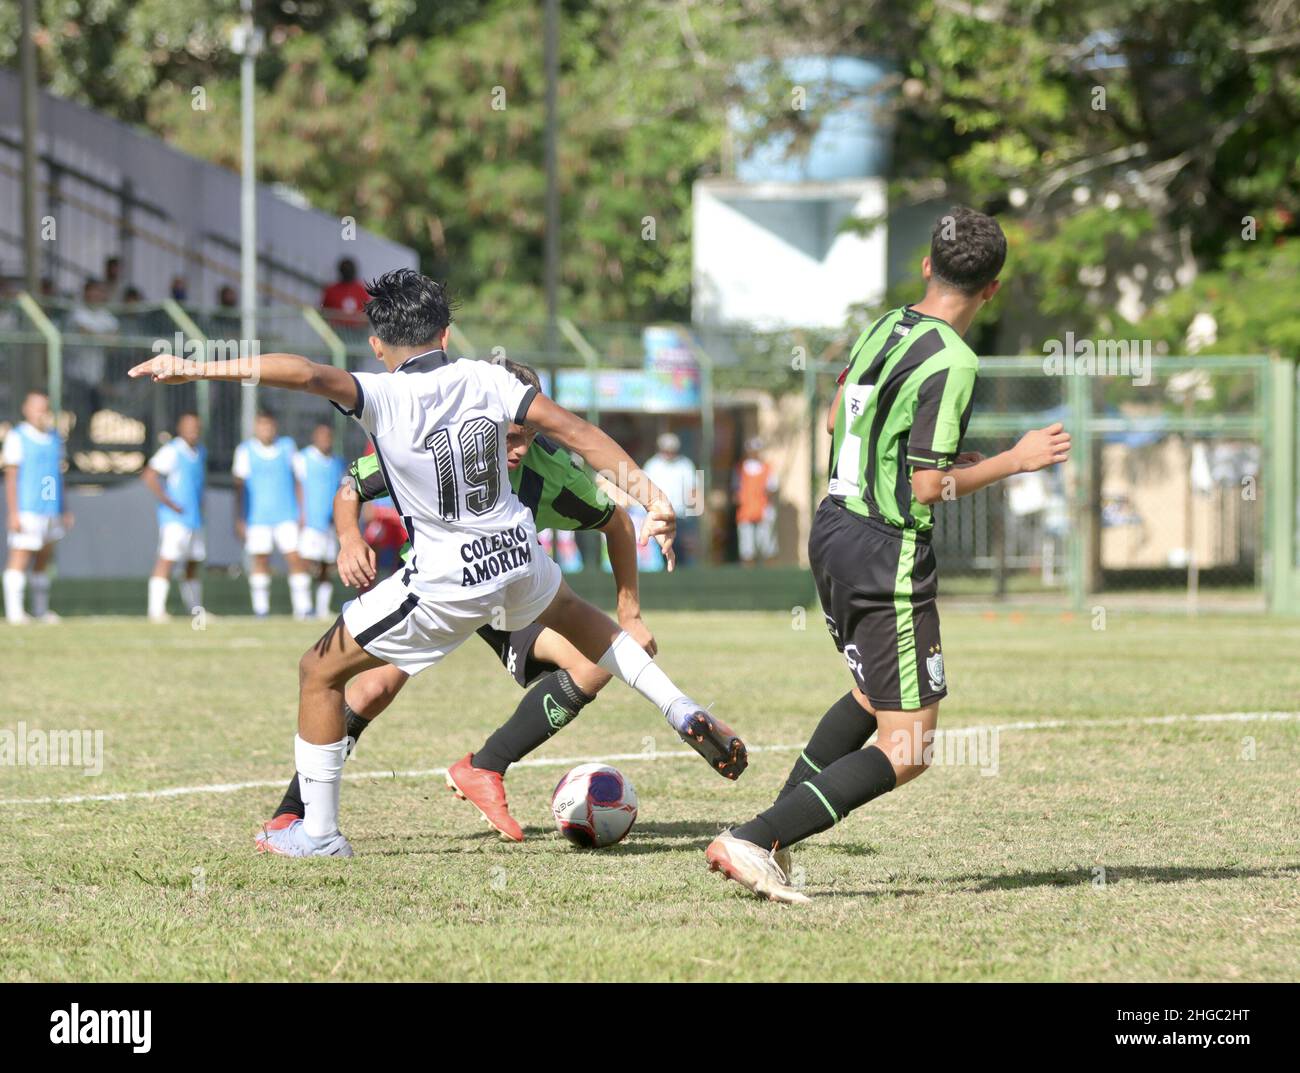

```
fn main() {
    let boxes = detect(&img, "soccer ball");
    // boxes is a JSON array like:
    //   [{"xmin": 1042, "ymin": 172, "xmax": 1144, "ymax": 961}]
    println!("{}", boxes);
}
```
[{"xmin": 550, "ymin": 763, "xmax": 638, "ymax": 848}]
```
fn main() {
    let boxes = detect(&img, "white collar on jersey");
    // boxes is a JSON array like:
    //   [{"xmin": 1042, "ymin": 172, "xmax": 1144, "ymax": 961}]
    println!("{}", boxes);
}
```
[{"xmin": 394, "ymin": 348, "xmax": 450, "ymax": 374}]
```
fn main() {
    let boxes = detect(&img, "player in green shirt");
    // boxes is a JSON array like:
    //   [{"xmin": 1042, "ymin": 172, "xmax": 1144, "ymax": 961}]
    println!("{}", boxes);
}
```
[
  {"xmin": 268, "ymin": 361, "xmax": 746, "ymax": 841},
  {"xmin": 707, "ymin": 207, "xmax": 1071, "ymax": 902}
]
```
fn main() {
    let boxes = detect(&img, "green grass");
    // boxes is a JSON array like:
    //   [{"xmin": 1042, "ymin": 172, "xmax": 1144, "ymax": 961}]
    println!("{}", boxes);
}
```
[{"xmin": 1, "ymin": 609, "xmax": 1297, "ymax": 982}]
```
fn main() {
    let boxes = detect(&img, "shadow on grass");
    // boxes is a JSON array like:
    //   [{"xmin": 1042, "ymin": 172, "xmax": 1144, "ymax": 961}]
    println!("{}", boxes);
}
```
[
  {"xmin": 821, "ymin": 862, "xmax": 1300, "ymax": 898},
  {"xmin": 531, "ymin": 819, "xmax": 727, "ymax": 854}
]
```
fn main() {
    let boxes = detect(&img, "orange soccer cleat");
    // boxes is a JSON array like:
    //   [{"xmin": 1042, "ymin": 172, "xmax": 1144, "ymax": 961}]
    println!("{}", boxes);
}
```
[{"xmin": 445, "ymin": 753, "xmax": 525, "ymax": 842}]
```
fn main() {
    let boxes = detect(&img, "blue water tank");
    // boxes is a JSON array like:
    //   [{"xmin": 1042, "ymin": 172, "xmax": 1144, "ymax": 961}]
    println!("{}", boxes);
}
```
[{"xmin": 732, "ymin": 56, "xmax": 894, "ymax": 183}]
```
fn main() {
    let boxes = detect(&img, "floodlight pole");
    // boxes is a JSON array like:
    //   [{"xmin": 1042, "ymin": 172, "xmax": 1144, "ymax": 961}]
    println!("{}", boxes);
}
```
[
  {"xmin": 20, "ymin": 0, "xmax": 40, "ymax": 296},
  {"xmin": 235, "ymin": 0, "xmax": 262, "ymax": 441}
]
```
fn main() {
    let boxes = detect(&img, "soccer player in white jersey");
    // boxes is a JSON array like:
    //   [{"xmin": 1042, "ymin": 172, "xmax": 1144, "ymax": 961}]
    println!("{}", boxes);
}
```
[
  {"xmin": 293, "ymin": 422, "xmax": 346, "ymax": 619},
  {"xmin": 141, "ymin": 412, "xmax": 207, "ymax": 621},
  {"xmin": 232, "ymin": 412, "xmax": 313, "ymax": 619},
  {"xmin": 4, "ymin": 392, "xmax": 71, "ymax": 624},
  {"xmin": 130, "ymin": 269, "xmax": 733, "ymax": 858}
]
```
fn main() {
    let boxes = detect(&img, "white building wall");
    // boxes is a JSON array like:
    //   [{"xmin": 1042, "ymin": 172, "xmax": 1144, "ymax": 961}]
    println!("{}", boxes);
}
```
[{"xmin": 692, "ymin": 178, "xmax": 888, "ymax": 329}]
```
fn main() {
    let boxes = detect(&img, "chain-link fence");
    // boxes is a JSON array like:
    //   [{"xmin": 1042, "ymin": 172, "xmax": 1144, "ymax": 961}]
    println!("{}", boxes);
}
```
[{"xmin": 806, "ymin": 354, "xmax": 1271, "ymax": 609}]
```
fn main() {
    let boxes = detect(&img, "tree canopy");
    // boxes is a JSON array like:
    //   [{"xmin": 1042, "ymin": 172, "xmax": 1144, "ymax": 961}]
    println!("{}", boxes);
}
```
[{"xmin": 4, "ymin": 0, "xmax": 1297, "ymax": 350}]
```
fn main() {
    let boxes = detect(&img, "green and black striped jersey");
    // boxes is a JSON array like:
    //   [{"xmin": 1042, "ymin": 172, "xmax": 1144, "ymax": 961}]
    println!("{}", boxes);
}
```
[
  {"xmin": 349, "ymin": 434, "xmax": 615, "ymax": 558},
  {"xmin": 828, "ymin": 306, "xmax": 978, "ymax": 532}
]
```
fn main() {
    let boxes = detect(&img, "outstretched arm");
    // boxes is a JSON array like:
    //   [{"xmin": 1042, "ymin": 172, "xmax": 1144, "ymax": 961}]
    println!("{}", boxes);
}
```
[
  {"xmin": 912, "ymin": 423, "xmax": 1070, "ymax": 505},
  {"xmin": 128, "ymin": 352, "xmax": 358, "ymax": 412},
  {"xmin": 522, "ymin": 393, "xmax": 677, "ymax": 568}
]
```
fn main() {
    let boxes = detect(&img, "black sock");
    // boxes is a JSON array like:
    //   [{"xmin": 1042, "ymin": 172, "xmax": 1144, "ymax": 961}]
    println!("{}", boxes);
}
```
[
  {"xmin": 732, "ymin": 745, "xmax": 897, "ymax": 849},
  {"xmin": 473, "ymin": 670, "xmax": 594, "ymax": 775},
  {"xmin": 273, "ymin": 703, "xmax": 372, "ymax": 818},
  {"xmin": 776, "ymin": 692, "xmax": 877, "ymax": 801}
]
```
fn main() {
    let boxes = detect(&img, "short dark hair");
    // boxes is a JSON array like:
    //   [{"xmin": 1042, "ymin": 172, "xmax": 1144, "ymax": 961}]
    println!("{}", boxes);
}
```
[
  {"xmin": 364, "ymin": 269, "xmax": 454, "ymax": 346},
  {"xmin": 337, "ymin": 257, "xmax": 357, "ymax": 282},
  {"xmin": 501, "ymin": 358, "xmax": 541, "ymax": 394},
  {"xmin": 929, "ymin": 207, "xmax": 1007, "ymax": 294}
]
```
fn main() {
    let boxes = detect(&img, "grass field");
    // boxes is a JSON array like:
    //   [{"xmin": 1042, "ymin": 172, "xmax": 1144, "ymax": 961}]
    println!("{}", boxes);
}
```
[{"xmin": 1, "ymin": 608, "xmax": 1297, "ymax": 982}]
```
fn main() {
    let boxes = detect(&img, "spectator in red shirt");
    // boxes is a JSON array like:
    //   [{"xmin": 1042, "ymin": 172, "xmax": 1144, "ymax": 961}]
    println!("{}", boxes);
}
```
[{"xmin": 320, "ymin": 258, "xmax": 370, "ymax": 325}]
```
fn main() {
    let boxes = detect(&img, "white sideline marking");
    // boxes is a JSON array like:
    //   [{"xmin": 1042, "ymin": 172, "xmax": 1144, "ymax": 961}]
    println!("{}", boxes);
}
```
[{"xmin": 0, "ymin": 710, "xmax": 1295, "ymax": 808}]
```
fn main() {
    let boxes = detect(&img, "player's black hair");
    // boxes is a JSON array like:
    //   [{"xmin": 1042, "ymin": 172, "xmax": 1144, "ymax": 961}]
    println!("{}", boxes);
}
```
[
  {"xmin": 928, "ymin": 206, "xmax": 1007, "ymax": 295},
  {"xmin": 255, "ymin": 409, "xmax": 277, "ymax": 424},
  {"xmin": 175, "ymin": 411, "xmax": 199, "ymax": 427},
  {"xmin": 364, "ymin": 269, "xmax": 455, "ymax": 346},
  {"xmin": 337, "ymin": 257, "xmax": 357, "ymax": 282},
  {"xmin": 502, "ymin": 358, "xmax": 541, "ymax": 393}
]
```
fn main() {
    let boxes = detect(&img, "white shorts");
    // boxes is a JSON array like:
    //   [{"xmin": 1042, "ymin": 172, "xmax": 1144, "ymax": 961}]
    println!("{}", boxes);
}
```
[
  {"xmin": 8, "ymin": 512, "xmax": 65, "ymax": 552},
  {"xmin": 297, "ymin": 526, "xmax": 338, "ymax": 564},
  {"xmin": 246, "ymin": 521, "xmax": 299, "ymax": 557},
  {"xmin": 737, "ymin": 514, "xmax": 777, "ymax": 561},
  {"xmin": 158, "ymin": 523, "xmax": 206, "ymax": 563},
  {"xmin": 342, "ymin": 554, "xmax": 563, "ymax": 677}
]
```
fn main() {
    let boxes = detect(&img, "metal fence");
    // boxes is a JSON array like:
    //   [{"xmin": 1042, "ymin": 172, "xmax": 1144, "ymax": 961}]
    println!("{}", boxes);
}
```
[
  {"xmin": 1, "ymin": 293, "xmax": 1296, "ymax": 612},
  {"xmin": 805, "ymin": 355, "xmax": 1273, "ymax": 611}
]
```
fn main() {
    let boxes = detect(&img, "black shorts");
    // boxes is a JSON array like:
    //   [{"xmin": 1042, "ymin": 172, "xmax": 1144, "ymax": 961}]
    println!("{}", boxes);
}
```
[
  {"xmin": 809, "ymin": 497, "xmax": 947, "ymax": 710},
  {"xmin": 475, "ymin": 623, "xmax": 557, "ymax": 688}
]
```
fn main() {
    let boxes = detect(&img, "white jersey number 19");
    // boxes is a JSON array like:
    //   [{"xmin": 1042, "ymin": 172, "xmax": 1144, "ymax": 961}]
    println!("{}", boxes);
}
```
[{"xmin": 424, "ymin": 416, "xmax": 502, "ymax": 522}]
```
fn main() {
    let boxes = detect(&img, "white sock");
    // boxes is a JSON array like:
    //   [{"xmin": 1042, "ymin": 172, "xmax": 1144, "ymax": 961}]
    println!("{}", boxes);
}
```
[
  {"xmin": 3, "ymin": 569, "xmax": 26, "ymax": 622},
  {"xmin": 314, "ymin": 580, "xmax": 333, "ymax": 619},
  {"xmin": 288, "ymin": 572, "xmax": 312, "ymax": 618},
  {"xmin": 250, "ymin": 573, "xmax": 271, "ymax": 615},
  {"xmin": 295, "ymin": 733, "xmax": 349, "ymax": 838},
  {"xmin": 179, "ymin": 577, "xmax": 202, "ymax": 612},
  {"xmin": 29, "ymin": 573, "xmax": 50, "ymax": 618},
  {"xmin": 148, "ymin": 576, "xmax": 170, "ymax": 618},
  {"xmin": 597, "ymin": 630, "xmax": 687, "ymax": 715}
]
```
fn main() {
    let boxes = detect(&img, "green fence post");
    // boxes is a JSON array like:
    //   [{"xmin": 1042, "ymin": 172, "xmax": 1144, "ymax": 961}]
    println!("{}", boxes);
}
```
[
  {"xmin": 300, "ymin": 306, "xmax": 349, "ymax": 444},
  {"xmin": 556, "ymin": 316, "xmax": 600, "ymax": 426},
  {"xmin": 15, "ymin": 292, "xmax": 62, "ymax": 416},
  {"xmin": 161, "ymin": 299, "xmax": 211, "ymax": 441},
  {"xmin": 805, "ymin": 358, "xmax": 820, "ymax": 556},
  {"xmin": 1266, "ymin": 354, "xmax": 1298, "ymax": 615},
  {"xmin": 686, "ymin": 333, "xmax": 715, "ymax": 564},
  {"xmin": 1066, "ymin": 369, "xmax": 1091, "ymax": 613}
]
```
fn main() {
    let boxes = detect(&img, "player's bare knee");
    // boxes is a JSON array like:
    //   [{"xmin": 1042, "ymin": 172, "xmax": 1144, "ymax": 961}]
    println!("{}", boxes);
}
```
[
  {"xmin": 297, "ymin": 647, "xmax": 319, "ymax": 689},
  {"xmin": 570, "ymin": 663, "xmax": 611, "ymax": 696}
]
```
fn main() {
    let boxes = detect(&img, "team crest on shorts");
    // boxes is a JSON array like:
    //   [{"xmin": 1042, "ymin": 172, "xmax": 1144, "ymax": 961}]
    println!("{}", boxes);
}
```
[
  {"xmin": 926, "ymin": 644, "xmax": 945, "ymax": 691},
  {"xmin": 843, "ymin": 643, "xmax": 865, "ymax": 683}
]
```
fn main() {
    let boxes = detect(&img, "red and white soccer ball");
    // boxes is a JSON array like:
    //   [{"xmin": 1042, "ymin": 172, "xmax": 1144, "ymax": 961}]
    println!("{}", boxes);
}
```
[{"xmin": 550, "ymin": 763, "xmax": 638, "ymax": 848}]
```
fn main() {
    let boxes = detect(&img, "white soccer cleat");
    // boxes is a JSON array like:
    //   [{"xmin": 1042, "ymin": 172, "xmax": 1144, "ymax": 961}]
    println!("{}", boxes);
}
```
[
  {"xmin": 148, "ymin": 612, "xmax": 172, "ymax": 624},
  {"xmin": 705, "ymin": 830, "xmax": 809, "ymax": 905},
  {"xmin": 37, "ymin": 611, "xmax": 61, "ymax": 624},
  {"xmin": 255, "ymin": 817, "xmax": 354, "ymax": 858}
]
